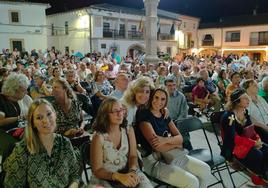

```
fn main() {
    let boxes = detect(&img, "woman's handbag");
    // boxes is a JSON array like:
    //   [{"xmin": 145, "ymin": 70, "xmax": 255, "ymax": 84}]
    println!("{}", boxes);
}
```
[
  {"xmin": 233, "ymin": 134, "xmax": 256, "ymax": 159},
  {"xmin": 155, "ymin": 148, "xmax": 189, "ymax": 167},
  {"xmin": 241, "ymin": 124, "xmax": 259, "ymax": 141}
]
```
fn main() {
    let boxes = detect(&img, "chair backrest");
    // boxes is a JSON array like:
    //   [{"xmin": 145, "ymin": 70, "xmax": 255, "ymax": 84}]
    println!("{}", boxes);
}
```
[
  {"xmin": 0, "ymin": 130, "xmax": 18, "ymax": 166},
  {"xmin": 178, "ymin": 117, "xmax": 213, "ymax": 155},
  {"xmin": 178, "ymin": 117, "xmax": 203, "ymax": 133},
  {"xmin": 80, "ymin": 140, "xmax": 91, "ymax": 183},
  {"xmin": 76, "ymin": 93, "xmax": 94, "ymax": 116},
  {"xmin": 81, "ymin": 140, "xmax": 91, "ymax": 165},
  {"xmin": 210, "ymin": 111, "xmax": 225, "ymax": 148}
]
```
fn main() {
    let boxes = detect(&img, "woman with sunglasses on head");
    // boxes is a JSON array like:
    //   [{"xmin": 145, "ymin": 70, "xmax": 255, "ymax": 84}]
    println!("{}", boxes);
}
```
[
  {"xmin": 90, "ymin": 97, "xmax": 153, "ymax": 188},
  {"xmin": 136, "ymin": 88, "xmax": 211, "ymax": 188},
  {"xmin": 221, "ymin": 88, "xmax": 268, "ymax": 180}
]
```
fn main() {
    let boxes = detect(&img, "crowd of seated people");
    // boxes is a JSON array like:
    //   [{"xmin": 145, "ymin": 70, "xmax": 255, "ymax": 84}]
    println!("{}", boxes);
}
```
[{"xmin": 1, "ymin": 47, "xmax": 268, "ymax": 186}]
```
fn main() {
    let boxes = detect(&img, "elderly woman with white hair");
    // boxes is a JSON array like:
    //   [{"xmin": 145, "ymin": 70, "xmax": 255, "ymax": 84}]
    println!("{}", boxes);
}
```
[
  {"xmin": 0, "ymin": 73, "xmax": 32, "ymax": 131},
  {"xmin": 258, "ymin": 76, "xmax": 268, "ymax": 103}
]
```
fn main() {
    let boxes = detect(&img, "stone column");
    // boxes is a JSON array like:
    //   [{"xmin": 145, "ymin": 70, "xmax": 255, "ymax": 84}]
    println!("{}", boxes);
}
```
[{"xmin": 143, "ymin": 0, "xmax": 160, "ymax": 65}]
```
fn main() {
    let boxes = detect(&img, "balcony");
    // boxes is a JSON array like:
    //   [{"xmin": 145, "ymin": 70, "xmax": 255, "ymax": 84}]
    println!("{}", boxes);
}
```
[
  {"xmin": 202, "ymin": 40, "xmax": 214, "ymax": 46},
  {"xmin": 128, "ymin": 30, "xmax": 143, "ymax": 40},
  {"xmin": 102, "ymin": 29, "xmax": 143, "ymax": 39},
  {"xmin": 159, "ymin": 33, "xmax": 174, "ymax": 41},
  {"xmin": 103, "ymin": 29, "xmax": 125, "ymax": 38},
  {"xmin": 250, "ymin": 38, "xmax": 268, "ymax": 46}
]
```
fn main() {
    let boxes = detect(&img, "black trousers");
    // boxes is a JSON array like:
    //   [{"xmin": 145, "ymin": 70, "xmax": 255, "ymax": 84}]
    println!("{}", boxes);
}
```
[{"xmin": 238, "ymin": 143, "xmax": 268, "ymax": 176}]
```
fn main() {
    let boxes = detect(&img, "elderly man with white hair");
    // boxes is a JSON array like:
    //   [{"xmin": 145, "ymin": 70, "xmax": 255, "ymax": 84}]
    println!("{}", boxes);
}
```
[{"xmin": 110, "ymin": 73, "xmax": 129, "ymax": 99}]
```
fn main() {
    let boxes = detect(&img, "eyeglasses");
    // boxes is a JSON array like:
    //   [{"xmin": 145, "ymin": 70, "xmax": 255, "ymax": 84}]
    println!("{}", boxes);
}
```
[{"xmin": 109, "ymin": 108, "xmax": 126, "ymax": 115}]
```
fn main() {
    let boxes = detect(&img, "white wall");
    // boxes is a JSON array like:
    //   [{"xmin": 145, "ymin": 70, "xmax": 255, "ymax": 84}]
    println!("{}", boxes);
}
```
[
  {"xmin": 222, "ymin": 25, "xmax": 268, "ymax": 47},
  {"xmin": 46, "ymin": 6, "xmax": 200, "ymax": 56},
  {"xmin": 158, "ymin": 41, "xmax": 178, "ymax": 57},
  {"xmin": 198, "ymin": 25, "xmax": 268, "ymax": 48},
  {"xmin": 0, "ymin": 1, "xmax": 48, "ymax": 51},
  {"xmin": 94, "ymin": 39, "xmax": 145, "ymax": 57},
  {"xmin": 47, "ymin": 9, "xmax": 92, "ymax": 53}
]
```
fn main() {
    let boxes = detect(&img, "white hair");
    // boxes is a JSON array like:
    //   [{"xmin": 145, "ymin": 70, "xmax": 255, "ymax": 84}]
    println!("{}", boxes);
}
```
[
  {"xmin": 2, "ymin": 73, "xmax": 30, "ymax": 96},
  {"xmin": 262, "ymin": 76, "xmax": 268, "ymax": 88}
]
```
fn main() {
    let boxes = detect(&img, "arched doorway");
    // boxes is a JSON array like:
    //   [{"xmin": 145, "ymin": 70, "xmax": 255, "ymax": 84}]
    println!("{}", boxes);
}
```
[
  {"xmin": 199, "ymin": 49, "xmax": 219, "ymax": 57},
  {"xmin": 127, "ymin": 44, "xmax": 145, "ymax": 59}
]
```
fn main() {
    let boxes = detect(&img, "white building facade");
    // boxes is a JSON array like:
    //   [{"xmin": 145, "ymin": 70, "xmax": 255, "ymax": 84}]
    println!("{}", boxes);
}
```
[
  {"xmin": 46, "ymin": 4, "xmax": 200, "ymax": 58},
  {"xmin": 198, "ymin": 15, "xmax": 268, "ymax": 61},
  {"xmin": 0, "ymin": 1, "xmax": 50, "ymax": 52}
]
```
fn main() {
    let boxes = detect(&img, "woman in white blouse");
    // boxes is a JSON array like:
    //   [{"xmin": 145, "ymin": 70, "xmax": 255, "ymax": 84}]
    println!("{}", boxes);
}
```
[{"xmin": 243, "ymin": 79, "xmax": 268, "ymax": 143}]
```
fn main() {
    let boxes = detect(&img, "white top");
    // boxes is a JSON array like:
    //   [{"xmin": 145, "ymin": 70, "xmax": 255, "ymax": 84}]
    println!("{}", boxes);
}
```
[
  {"xmin": 18, "ymin": 94, "xmax": 33, "ymax": 117},
  {"xmin": 248, "ymin": 95, "xmax": 268, "ymax": 124},
  {"xmin": 121, "ymin": 100, "xmax": 137, "ymax": 127}
]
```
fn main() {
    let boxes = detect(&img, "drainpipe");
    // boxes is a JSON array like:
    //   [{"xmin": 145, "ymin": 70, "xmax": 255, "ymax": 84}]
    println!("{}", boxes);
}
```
[
  {"xmin": 86, "ymin": 9, "xmax": 92, "ymax": 53},
  {"xmin": 221, "ymin": 28, "xmax": 224, "ymax": 56}
]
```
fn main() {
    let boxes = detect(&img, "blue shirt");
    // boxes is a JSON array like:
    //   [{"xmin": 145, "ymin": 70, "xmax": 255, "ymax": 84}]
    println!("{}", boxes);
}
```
[
  {"xmin": 205, "ymin": 79, "xmax": 217, "ymax": 94},
  {"xmin": 167, "ymin": 90, "xmax": 188, "ymax": 122},
  {"xmin": 110, "ymin": 89, "xmax": 124, "ymax": 99}
]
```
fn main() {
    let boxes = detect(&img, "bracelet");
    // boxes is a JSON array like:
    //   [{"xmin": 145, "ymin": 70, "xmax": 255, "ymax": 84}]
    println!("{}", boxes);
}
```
[{"xmin": 129, "ymin": 168, "xmax": 138, "ymax": 173}]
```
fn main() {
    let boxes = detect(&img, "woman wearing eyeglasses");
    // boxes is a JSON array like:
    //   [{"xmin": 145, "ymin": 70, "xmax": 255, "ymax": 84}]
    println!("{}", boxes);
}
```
[
  {"xmin": 90, "ymin": 97, "xmax": 153, "ymax": 188},
  {"xmin": 136, "ymin": 88, "xmax": 211, "ymax": 188},
  {"xmin": 221, "ymin": 88, "xmax": 268, "ymax": 180}
]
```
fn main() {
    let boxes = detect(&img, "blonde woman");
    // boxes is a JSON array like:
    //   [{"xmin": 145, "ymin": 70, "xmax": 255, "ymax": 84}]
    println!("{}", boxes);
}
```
[
  {"xmin": 90, "ymin": 97, "xmax": 153, "ymax": 188},
  {"xmin": 121, "ymin": 76, "xmax": 155, "ymax": 126},
  {"xmin": 3, "ymin": 99, "xmax": 80, "ymax": 187}
]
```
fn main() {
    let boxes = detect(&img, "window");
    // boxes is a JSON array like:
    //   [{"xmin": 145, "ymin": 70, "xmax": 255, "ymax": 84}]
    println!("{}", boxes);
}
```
[
  {"xmin": 119, "ymin": 24, "xmax": 125, "ymax": 37},
  {"xmin": 259, "ymin": 32, "xmax": 268, "ymax": 45},
  {"xmin": 131, "ymin": 25, "xmax": 137, "ymax": 32},
  {"xmin": 103, "ymin": 22, "xmax": 110, "ymax": 31},
  {"xmin": 202, "ymin": 34, "xmax": 214, "ymax": 46},
  {"xmin": 51, "ymin": 24, "xmax": 55, "ymax": 36},
  {"xmin": 65, "ymin": 46, "xmax": 69, "ymax": 54},
  {"xmin": 65, "ymin": 21, "xmax": 69, "ymax": 35},
  {"xmin": 10, "ymin": 39, "xmax": 24, "ymax": 52},
  {"xmin": 101, "ymin": 44, "xmax": 106, "ymax": 49},
  {"xmin": 193, "ymin": 23, "xmax": 196, "ymax": 29},
  {"xmin": 167, "ymin": 47, "xmax": 171, "ymax": 55},
  {"xmin": 183, "ymin": 22, "xmax": 186, "ymax": 28},
  {"xmin": 9, "ymin": 10, "xmax": 20, "ymax": 23},
  {"xmin": 119, "ymin": 24, "xmax": 125, "ymax": 32},
  {"xmin": 226, "ymin": 31, "xmax": 240, "ymax": 42}
]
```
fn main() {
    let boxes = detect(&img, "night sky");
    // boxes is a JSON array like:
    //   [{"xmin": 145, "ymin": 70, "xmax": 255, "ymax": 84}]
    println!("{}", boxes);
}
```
[{"xmin": 29, "ymin": 0, "xmax": 268, "ymax": 22}]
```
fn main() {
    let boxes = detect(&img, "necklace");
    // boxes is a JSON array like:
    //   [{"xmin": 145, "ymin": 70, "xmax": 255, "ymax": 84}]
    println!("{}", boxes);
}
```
[{"xmin": 233, "ymin": 110, "xmax": 246, "ymax": 126}]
